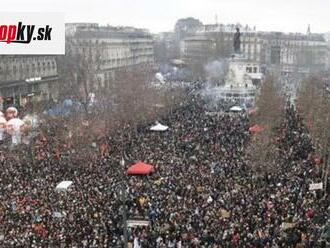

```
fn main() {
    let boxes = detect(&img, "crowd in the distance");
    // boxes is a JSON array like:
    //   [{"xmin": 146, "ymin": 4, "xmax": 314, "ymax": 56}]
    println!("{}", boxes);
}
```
[{"xmin": 0, "ymin": 94, "xmax": 328, "ymax": 247}]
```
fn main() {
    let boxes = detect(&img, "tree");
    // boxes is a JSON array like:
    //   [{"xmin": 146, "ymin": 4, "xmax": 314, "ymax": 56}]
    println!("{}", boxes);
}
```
[
  {"xmin": 245, "ymin": 130, "xmax": 279, "ymax": 175},
  {"xmin": 297, "ymin": 76, "xmax": 330, "ymax": 195},
  {"xmin": 297, "ymin": 76, "xmax": 326, "ymax": 147},
  {"xmin": 56, "ymin": 38, "xmax": 102, "ymax": 114},
  {"xmin": 246, "ymin": 75, "xmax": 285, "ymax": 175},
  {"xmin": 112, "ymin": 66, "xmax": 163, "ymax": 129},
  {"xmin": 253, "ymin": 75, "xmax": 285, "ymax": 131}
]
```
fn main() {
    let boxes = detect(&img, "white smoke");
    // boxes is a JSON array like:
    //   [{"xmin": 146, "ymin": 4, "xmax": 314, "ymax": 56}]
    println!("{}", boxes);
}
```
[{"xmin": 204, "ymin": 59, "xmax": 229, "ymax": 86}]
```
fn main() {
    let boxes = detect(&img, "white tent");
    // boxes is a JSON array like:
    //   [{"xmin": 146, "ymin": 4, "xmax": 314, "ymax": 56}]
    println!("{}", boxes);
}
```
[
  {"xmin": 230, "ymin": 106, "xmax": 243, "ymax": 112},
  {"xmin": 150, "ymin": 123, "xmax": 169, "ymax": 131},
  {"xmin": 56, "ymin": 181, "xmax": 73, "ymax": 191}
]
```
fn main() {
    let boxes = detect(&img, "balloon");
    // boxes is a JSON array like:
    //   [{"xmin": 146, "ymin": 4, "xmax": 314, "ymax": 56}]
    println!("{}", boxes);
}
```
[
  {"xmin": 6, "ymin": 118, "xmax": 25, "ymax": 145},
  {"xmin": 0, "ymin": 116, "xmax": 6, "ymax": 141},
  {"xmin": 6, "ymin": 107, "xmax": 18, "ymax": 120}
]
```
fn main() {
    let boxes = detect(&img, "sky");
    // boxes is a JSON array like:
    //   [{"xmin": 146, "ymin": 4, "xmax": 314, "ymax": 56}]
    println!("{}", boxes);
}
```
[{"xmin": 2, "ymin": 0, "xmax": 330, "ymax": 34}]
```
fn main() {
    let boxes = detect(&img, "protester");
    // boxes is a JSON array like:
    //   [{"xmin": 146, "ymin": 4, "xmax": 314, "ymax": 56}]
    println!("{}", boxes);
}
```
[{"xmin": 0, "ymin": 95, "xmax": 328, "ymax": 247}]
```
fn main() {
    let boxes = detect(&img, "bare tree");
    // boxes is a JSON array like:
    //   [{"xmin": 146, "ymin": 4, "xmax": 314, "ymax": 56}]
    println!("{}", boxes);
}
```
[
  {"xmin": 246, "ymin": 130, "xmax": 279, "ymax": 175},
  {"xmin": 56, "ymin": 38, "xmax": 102, "ymax": 114},
  {"xmin": 297, "ymin": 76, "xmax": 325, "ymax": 146},
  {"xmin": 247, "ymin": 75, "xmax": 285, "ymax": 175},
  {"xmin": 112, "ymin": 66, "xmax": 164, "ymax": 128},
  {"xmin": 297, "ymin": 76, "xmax": 330, "ymax": 195},
  {"xmin": 253, "ymin": 75, "xmax": 285, "ymax": 131}
]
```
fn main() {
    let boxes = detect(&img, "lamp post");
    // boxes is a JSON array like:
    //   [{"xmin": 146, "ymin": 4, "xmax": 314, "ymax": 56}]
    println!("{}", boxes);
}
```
[
  {"xmin": 120, "ymin": 157, "xmax": 128, "ymax": 248},
  {"xmin": 322, "ymin": 85, "xmax": 330, "ymax": 198}
]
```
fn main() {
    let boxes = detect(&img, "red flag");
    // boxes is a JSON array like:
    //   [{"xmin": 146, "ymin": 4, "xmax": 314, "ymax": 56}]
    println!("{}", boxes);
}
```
[
  {"xmin": 100, "ymin": 143, "xmax": 109, "ymax": 156},
  {"xmin": 54, "ymin": 148, "xmax": 61, "ymax": 160}
]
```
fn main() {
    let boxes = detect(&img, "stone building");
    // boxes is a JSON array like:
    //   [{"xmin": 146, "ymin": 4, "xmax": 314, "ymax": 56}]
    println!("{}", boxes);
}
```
[
  {"xmin": 66, "ymin": 23, "xmax": 154, "ymax": 89},
  {"xmin": 0, "ymin": 55, "xmax": 58, "ymax": 107},
  {"xmin": 260, "ymin": 32, "xmax": 328, "ymax": 75},
  {"xmin": 182, "ymin": 24, "xmax": 261, "ymax": 63},
  {"xmin": 182, "ymin": 35, "xmax": 216, "ymax": 63},
  {"xmin": 181, "ymin": 23, "xmax": 328, "ymax": 76}
]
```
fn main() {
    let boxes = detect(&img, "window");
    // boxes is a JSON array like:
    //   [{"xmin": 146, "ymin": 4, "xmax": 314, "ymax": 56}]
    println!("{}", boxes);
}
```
[{"xmin": 246, "ymin": 67, "xmax": 252, "ymax": 73}]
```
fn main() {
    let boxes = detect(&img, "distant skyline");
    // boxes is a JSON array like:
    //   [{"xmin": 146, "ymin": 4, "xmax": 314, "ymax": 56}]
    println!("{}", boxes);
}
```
[{"xmin": 2, "ymin": 0, "xmax": 330, "ymax": 34}]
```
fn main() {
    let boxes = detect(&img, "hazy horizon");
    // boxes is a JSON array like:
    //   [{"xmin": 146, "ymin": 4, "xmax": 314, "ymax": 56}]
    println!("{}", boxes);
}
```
[{"xmin": 2, "ymin": 0, "xmax": 330, "ymax": 34}]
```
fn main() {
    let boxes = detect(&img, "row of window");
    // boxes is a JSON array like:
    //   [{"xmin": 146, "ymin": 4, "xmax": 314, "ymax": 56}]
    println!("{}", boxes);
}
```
[
  {"xmin": 0, "ymin": 61, "xmax": 56, "ymax": 73},
  {"xmin": 246, "ymin": 67, "xmax": 259, "ymax": 73}
]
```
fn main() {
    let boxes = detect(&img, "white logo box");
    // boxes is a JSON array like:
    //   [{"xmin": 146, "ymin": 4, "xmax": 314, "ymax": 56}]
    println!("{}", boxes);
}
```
[{"xmin": 0, "ymin": 12, "xmax": 65, "ymax": 54}]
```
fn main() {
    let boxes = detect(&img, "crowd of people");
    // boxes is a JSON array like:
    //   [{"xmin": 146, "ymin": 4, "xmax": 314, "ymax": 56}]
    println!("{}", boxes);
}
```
[{"xmin": 0, "ymin": 94, "xmax": 328, "ymax": 247}]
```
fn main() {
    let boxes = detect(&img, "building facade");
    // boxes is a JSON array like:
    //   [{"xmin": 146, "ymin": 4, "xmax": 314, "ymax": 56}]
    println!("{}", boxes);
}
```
[
  {"xmin": 0, "ymin": 55, "xmax": 58, "ymax": 107},
  {"xmin": 182, "ymin": 35, "xmax": 216, "ymax": 63},
  {"xmin": 182, "ymin": 25, "xmax": 262, "ymax": 64},
  {"xmin": 260, "ymin": 32, "xmax": 328, "ymax": 75},
  {"xmin": 66, "ymin": 23, "xmax": 154, "ymax": 89},
  {"xmin": 181, "ymin": 23, "xmax": 328, "ymax": 76}
]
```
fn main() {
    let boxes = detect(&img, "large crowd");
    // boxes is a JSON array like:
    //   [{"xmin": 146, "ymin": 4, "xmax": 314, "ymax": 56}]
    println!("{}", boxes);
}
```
[{"xmin": 0, "ymin": 95, "xmax": 328, "ymax": 247}]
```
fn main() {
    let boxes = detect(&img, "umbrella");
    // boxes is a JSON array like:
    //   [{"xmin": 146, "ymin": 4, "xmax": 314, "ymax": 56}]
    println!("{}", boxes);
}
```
[{"xmin": 127, "ymin": 162, "xmax": 154, "ymax": 175}]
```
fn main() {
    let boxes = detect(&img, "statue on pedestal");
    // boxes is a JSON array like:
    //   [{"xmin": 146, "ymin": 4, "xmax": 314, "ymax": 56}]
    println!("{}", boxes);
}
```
[{"xmin": 233, "ymin": 28, "xmax": 241, "ymax": 54}]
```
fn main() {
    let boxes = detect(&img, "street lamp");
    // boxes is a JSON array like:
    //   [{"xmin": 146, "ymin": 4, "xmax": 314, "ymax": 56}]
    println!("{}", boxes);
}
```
[{"xmin": 120, "ymin": 157, "xmax": 128, "ymax": 248}]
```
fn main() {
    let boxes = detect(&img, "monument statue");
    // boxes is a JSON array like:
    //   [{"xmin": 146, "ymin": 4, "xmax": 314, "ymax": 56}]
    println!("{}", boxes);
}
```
[{"xmin": 233, "ymin": 28, "xmax": 241, "ymax": 53}]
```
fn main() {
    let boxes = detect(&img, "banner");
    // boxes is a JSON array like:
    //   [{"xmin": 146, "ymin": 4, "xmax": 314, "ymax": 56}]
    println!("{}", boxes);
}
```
[{"xmin": 309, "ymin": 182, "xmax": 323, "ymax": 191}]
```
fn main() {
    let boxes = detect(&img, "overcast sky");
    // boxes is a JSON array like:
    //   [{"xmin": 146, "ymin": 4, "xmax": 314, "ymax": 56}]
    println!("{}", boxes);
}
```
[{"xmin": 2, "ymin": 0, "xmax": 330, "ymax": 34}]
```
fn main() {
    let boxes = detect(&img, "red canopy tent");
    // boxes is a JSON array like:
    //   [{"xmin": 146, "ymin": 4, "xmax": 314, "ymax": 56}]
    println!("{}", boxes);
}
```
[
  {"xmin": 127, "ymin": 162, "xmax": 154, "ymax": 175},
  {"xmin": 249, "ymin": 124, "xmax": 265, "ymax": 134}
]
